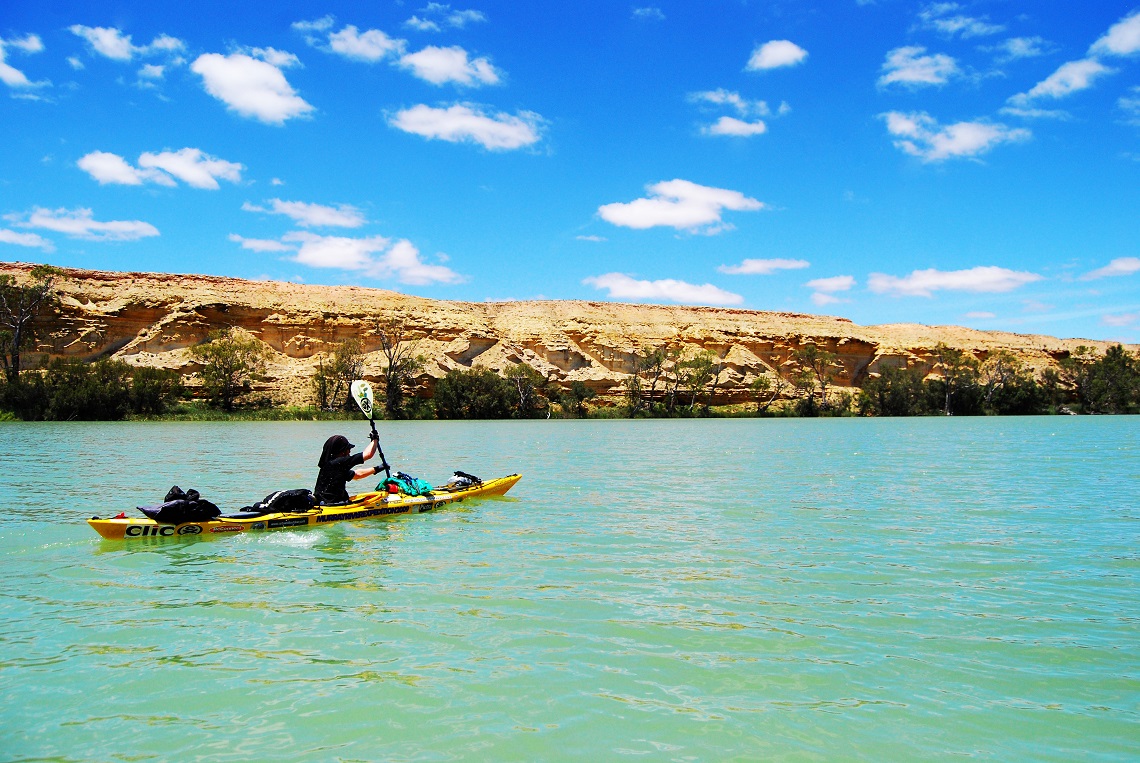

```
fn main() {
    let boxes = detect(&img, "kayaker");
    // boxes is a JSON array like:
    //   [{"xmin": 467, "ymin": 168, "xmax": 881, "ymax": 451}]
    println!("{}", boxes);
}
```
[{"xmin": 314, "ymin": 432, "xmax": 385, "ymax": 505}]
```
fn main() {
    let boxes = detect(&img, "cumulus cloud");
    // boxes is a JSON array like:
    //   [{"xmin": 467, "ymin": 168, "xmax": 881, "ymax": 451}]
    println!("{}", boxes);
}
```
[
  {"xmin": 78, "ymin": 148, "xmax": 243, "ymax": 189},
  {"xmin": 1102, "ymin": 312, "xmax": 1140, "ymax": 327},
  {"xmin": 228, "ymin": 233, "xmax": 293, "ymax": 252},
  {"xmin": 1090, "ymin": 9, "xmax": 1140, "ymax": 57},
  {"xmin": 138, "ymin": 63, "xmax": 165, "ymax": 80},
  {"xmin": 703, "ymin": 116, "xmax": 767, "ymax": 137},
  {"xmin": 806, "ymin": 275, "xmax": 855, "ymax": 306},
  {"xmin": 718, "ymin": 258, "xmax": 809, "ymax": 275},
  {"xmin": 68, "ymin": 26, "xmax": 185, "ymax": 62},
  {"xmin": 280, "ymin": 232, "xmax": 464, "ymax": 285},
  {"xmin": 868, "ymin": 266, "xmax": 1041, "ymax": 297},
  {"xmin": 633, "ymin": 7, "xmax": 666, "ymax": 21},
  {"xmin": 0, "ymin": 34, "xmax": 49, "ymax": 90},
  {"xmin": 1010, "ymin": 58, "xmax": 1114, "ymax": 104},
  {"xmin": 989, "ymin": 36, "xmax": 1052, "ymax": 63},
  {"xmin": 1120, "ymin": 87, "xmax": 1140, "ymax": 125},
  {"xmin": 329, "ymin": 25, "xmax": 405, "ymax": 62},
  {"xmin": 0, "ymin": 229, "xmax": 54, "ymax": 252},
  {"xmin": 1080, "ymin": 257, "xmax": 1140, "ymax": 280},
  {"xmin": 878, "ymin": 46, "xmax": 959, "ymax": 88},
  {"xmin": 247, "ymin": 47, "xmax": 300, "ymax": 69},
  {"xmin": 688, "ymin": 89, "xmax": 775, "ymax": 117},
  {"xmin": 918, "ymin": 3, "xmax": 1004, "ymax": 38},
  {"xmin": 747, "ymin": 40, "xmax": 808, "ymax": 71},
  {"xmin": 598, "ymin": 179, "xmax": 763, "ymax": 234},
  {"xmin": 389, "ymin": 103, "xmax": 542, "ymax": 150},
  {"xmin": 881, "ymin": 111, "xmax": 1030, "ymax": 162},
  {"xmin": 399, "ymin": 45, "xmax": 500, "ymax": 85},
  {"xmin": 9, "ymin": 207, "xmax": 159, "ymax": 242},
  {"xmin": 137, "ymin": 148, "xmax": 243, "ymax": 189},
  {"xmin": 583, "ymin": 273, "xmax": 743, "ymax": 306},
  {"xmin": 406, "ymin": 5, "xmax": 487, "ymax": 31},
  {"xmin": 191, "ymin": 53, "xmax": 314, "ymax": 124},
  {"xmin": 78, "ymin": 151, "xmax": 168, "ymax": 186},
  {"xmin": 242, "ymin": 199, "xmax": 366, "ymax": 228}
]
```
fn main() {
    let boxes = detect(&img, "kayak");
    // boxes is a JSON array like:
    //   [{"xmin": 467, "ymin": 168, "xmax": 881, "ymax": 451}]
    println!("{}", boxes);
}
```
[{"xmin": 88, "ymin": 474, "xmax": 522, "ymax": 541}]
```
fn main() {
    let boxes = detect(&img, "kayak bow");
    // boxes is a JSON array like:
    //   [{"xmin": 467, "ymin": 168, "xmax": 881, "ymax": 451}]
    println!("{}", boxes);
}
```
[{"xmin": 88, "ymin": 474, "xmax": 521, "ymax": 540}]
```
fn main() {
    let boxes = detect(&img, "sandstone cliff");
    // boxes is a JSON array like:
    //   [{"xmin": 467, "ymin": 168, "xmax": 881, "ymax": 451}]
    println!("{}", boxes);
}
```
[{"xmin": 3, "ymin": 262, "xmax": 1132, "ymax": 407}]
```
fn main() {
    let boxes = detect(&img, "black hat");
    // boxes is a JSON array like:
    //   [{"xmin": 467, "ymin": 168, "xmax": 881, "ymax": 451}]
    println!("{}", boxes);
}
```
[
  {"xmin": 325, "ymin": 434, "xmax": 354, "ymax": 452},
  {"xmin": 318, "ymin": 434, "xmax": 354, "ymax": 467}
]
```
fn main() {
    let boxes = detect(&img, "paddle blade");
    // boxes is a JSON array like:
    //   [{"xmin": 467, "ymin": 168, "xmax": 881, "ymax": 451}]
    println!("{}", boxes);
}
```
[{"xmin": 350, "ymin": 380, "xmax": 375, "ymax": 419}]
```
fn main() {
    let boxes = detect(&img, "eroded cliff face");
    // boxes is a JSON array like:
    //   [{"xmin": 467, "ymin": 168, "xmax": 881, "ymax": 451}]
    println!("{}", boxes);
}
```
[{"xmin": 4, "ymin": 263, "xmax": 1132, "ymax": 407}]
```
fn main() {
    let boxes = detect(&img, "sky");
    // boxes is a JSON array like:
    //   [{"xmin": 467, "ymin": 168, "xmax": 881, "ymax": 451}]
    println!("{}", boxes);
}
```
[{"xmin": 0, "ymin": 1, "xmax": 1138, "ymax": 343}]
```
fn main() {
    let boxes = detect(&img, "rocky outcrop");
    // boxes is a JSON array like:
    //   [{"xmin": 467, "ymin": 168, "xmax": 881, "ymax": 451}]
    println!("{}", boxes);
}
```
[{"xmin": 4, "ymin": 262, "xmax": 1133, "ymax": 407}]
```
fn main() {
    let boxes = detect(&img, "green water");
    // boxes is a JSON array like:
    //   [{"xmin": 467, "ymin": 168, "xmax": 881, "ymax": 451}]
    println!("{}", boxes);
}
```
[{"xmin": 1, "ymin": 418, "xmax": 1136, "ymax": 761}]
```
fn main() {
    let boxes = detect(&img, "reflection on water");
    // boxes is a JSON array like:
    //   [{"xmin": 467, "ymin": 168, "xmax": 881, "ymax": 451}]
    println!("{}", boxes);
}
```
[{"xmin": 0, "ymin": 418, "xmax": 1137, "ymax": 761}]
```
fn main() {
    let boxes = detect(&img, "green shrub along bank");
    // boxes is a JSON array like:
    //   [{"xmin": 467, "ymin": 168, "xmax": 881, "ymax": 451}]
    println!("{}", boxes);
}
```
[{"xmin": 0, "ymin": 358, "xmax": 183, "ymax": 421}]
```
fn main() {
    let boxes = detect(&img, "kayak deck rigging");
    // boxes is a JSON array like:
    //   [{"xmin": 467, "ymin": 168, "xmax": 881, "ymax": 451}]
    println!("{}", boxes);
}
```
[{"xmin": 88, "ymin": 474, "xmax": 521, "ymax": 540}]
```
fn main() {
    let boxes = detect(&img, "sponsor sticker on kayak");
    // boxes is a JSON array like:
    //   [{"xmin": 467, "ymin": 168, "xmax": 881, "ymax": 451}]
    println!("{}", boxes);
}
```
[{"xmin": 210, "ymin": 525, "xmax": 243, "ymax": 533}]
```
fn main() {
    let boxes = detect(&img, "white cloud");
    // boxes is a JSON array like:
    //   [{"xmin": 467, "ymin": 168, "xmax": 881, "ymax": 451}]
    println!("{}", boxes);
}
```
[
  {"xmin": 878, "ymin": 46, "xmax": 959, "ymax": 88},
  {"xmin": 137, "ymin": 148, "xmax": 244, "ymax": 189},
  {"xmin": 1120, "ymin": 87, "xmax": 1140, "ymax": 125},
  {"xmin": 633, "ymin": 7, "xmax": 666, "ymax": 21},
  {"xmin": 406, "ymin": 16, "xmax": 441, "ymax": 32},
  {"xmin": 191, "ymin": 53, "xmax": 314, "ymax": 125},
  {"xmin": 718, "ymin": 258, "xmax": 809, "ymax": 275},
  {"xmin": 998, "ymin": 106, "xmax": 1071, "ymax": 120},
  {"xmin": 965, "ymin": 311, "xmax": 997, "ymax": 319},
  {"xmin": 747, "ymin": 40, "xmax": 808, "ymax": 71},
  {"xmin": 67, "ymin": 56, "xmax": 84, "ymax": 70},
  {"xmin": 292, "ymin": 17, "xmax": 335, "ymax": 34},
  {"xmin": 242, "ymin": 199, "xmax": 365, "ymax": 228},
  {"xmin": 0, "ymin": 229, "xmax": 54, "ymax": 252},
  {"xmin": 583, "ymin": 273, "xmax": 743, "ymax": 306},
  {"xmin": 989, "ymin": 36, "xmax": 1051, "ymax": 63},
  {"xmin": 68, "ymin": 26, "xmax": 185, "ymax": 61},
  {"xmin": 868, "ymin": 266, "xmax": 1042, "ymax": 297},
  {"xmin": 78, "ymin": 148, "xmax": 242, "ymax": 189},
  {"xmin": 399, "ymin": 45, "xmax": 500, "ymax": 85},
  {"xmin": 389, "ymin": 104, "xmax": 542, "ymax": 150},
  {"xmin": 1081, "ymin": 257, "xmax": 1140, "ymax": 280},
  {"xmin": 69, "ymin": 25, "xmax": 134, "ymax": 60},
  {"xmin": 1102, "ymin": 312, "xmax": 1139, "ymax": 327},
  {"xmin": 1090, "ymin": 10, "xmax": 1140, "ymax": 57},
  {"xmin": 807, "ymin": 275, "xmax": 855, "ymax": 306},
  {"xmin": 406, "ymin": 5, "xmax": 487, "ymax": 30},
  {"xmin": 77, "ymin": 151, "xmax": 167, "ymax": 186},
  {"xmin": 1011, "ymin": 58, "xmax": 1114, "ymax": 104},
  {"xmin": 703, "ymin": 116, "xmax": 768, "ymax": 136},
  {"xmin": 228, "ymin": 233, "xmax": 293, "ymax": 252},
  {"xmin": 0, "ymin": 34, "xmax": 49, "ymax": 89},
  {"xmin": 247, "ymin": 47, "xmax": 301, "ymax": 69},
  {"xmin": 807, "ymin": 275, "xmax": 855, "ymax": 292},
  {"xmin": 918, "ymin": 3, "xmax": 1004, "ymax": 38},
  {"xmin": 881, "ymin": 111, "xmax": 1030, "ymax": 162},
  {"xmin": 281, "ymin": 232, "xmax": 464, "ymax": 284},
  {"xmin": 576, "ymin": 235, "xmax": 607, "ymax": 242},
  {"xmin": 139, "ymin": 63, "xmax": 165, "ymax": 80},
  {"xmin": 11, "ymin": 207, "xmax": 159, "ymax": 241},
  {"xmin": 328, "ymin": 25, "xmax": 405, "ymax": 62},
  {"xmin": 598, "ymin": 179, "xmax": 763, "ymax": 234},
  {"xmin": 688, "ymin": 89, "xmax": 772, "ymax": 117},
  {"xmin": 446, "ymin": 9, "xmax": 487, "ymax": 28}
]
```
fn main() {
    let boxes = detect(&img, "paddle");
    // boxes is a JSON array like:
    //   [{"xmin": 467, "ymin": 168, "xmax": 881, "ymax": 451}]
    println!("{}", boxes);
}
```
[{"xmin": 350, "ymin": 380, "xmax": 391, "ymax": 479}]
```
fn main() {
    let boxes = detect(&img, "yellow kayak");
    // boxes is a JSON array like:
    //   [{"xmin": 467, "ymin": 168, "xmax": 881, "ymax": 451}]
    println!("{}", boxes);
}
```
[{"xmin": 88, "ymin": 474, "xmax": 522, "ymax": 540}]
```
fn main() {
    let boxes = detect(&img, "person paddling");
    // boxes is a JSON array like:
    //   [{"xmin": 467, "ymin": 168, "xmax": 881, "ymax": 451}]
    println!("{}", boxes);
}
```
[{"xmin": 314, "ymin": 432, "xmax": 386, "ymax": 505}]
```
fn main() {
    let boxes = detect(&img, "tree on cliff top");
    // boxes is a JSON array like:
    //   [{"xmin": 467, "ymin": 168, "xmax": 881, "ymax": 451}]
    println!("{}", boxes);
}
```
[
  {"xmin": 377, "ymin": 318, "xmax": 425, "ymax": 419},
  {"xmin": 189, "ymin": 327, "xmax": 269, "ymax": 410},
  {"xmin": 0, "ymin": 265, "xmax": 64, "ymax": 382}
]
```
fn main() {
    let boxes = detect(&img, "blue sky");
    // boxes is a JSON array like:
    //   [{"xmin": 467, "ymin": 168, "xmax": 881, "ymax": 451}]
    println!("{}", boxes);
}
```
[{"xmin": 1, "ymin": 1, "xmax": 1138, "ymax": 342}]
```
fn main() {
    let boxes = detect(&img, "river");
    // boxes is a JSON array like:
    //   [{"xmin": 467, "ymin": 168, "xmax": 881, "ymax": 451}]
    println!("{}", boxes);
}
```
[{"xmin": 1, "ymin": 418, "xmax": 1136, "ymax": 761}]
